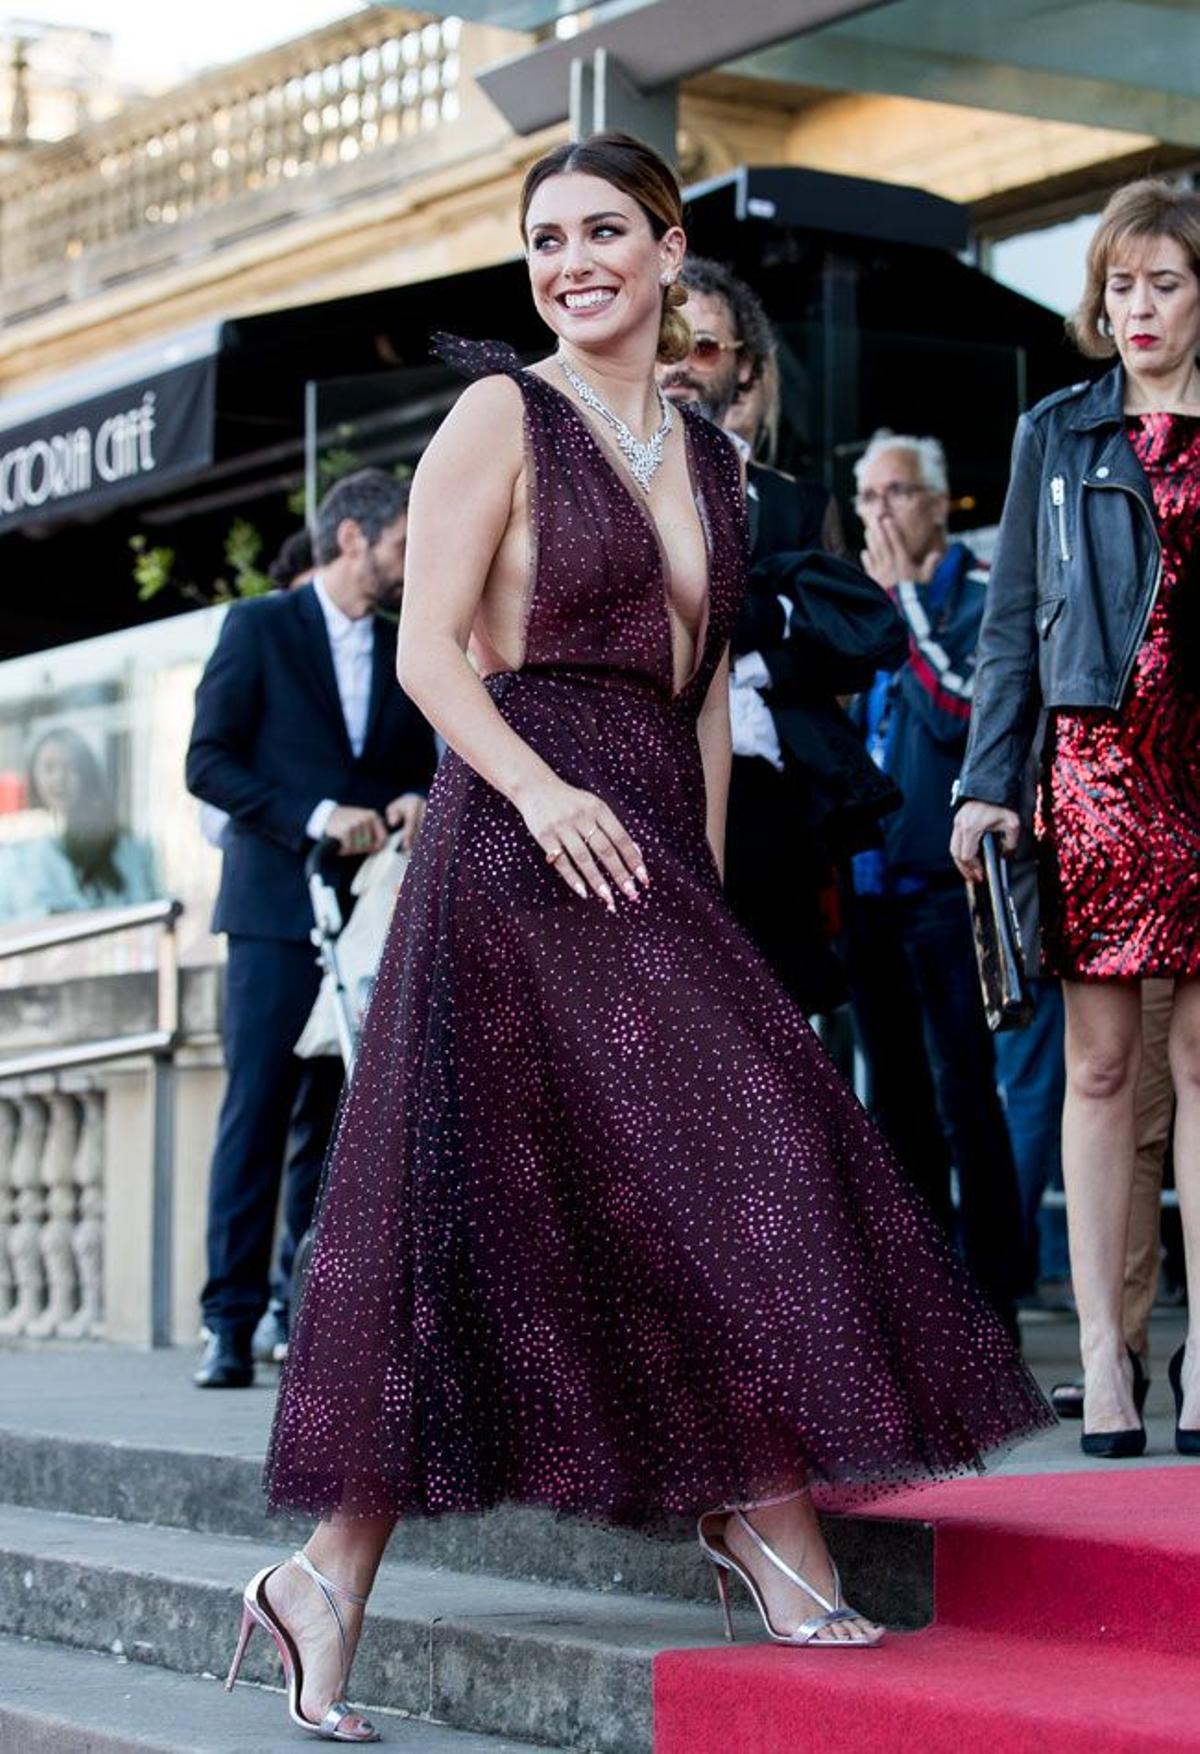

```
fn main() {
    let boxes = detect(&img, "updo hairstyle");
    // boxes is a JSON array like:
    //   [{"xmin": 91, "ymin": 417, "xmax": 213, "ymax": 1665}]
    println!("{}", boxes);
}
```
[{"xmin": 519, "ymin": 130, "xmax": 692, "ymax": 365}]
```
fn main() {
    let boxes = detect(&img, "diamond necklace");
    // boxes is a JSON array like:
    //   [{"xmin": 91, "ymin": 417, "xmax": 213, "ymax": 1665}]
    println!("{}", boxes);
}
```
[{"xmin": 557, "ymin": 354, "xmax": 673, "ymax": 493}]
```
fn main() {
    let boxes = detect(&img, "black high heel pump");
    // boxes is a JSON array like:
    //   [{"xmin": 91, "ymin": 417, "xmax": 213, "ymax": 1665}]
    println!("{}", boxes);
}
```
[
  {"xmin": 1167, "ymin": 1346, "xmax": 1200, "ymax": 1457},
  {"xmin": 1080, "ymin": 1348, "xmax": 1148, "ymax": 1459}
]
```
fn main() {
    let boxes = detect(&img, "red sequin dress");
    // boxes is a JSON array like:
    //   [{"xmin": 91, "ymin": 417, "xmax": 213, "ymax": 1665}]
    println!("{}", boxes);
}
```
[
  {"xmin": 1039, "ymin": 412, "xmax": 1200, "ymax": 979},
  {"xmin": 264, "ymin": 338, "xmax": 1051, "ymax": 1528}
]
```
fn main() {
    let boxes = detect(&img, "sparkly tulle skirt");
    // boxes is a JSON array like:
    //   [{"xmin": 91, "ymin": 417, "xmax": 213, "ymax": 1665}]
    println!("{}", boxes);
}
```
[{"xmin": 264, "ymin": 665, "xmax": 1051, "ymax": 1528}]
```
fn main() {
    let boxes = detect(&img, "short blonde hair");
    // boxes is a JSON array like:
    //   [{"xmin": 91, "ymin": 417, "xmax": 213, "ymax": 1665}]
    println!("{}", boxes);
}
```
[{"xmin": 1070, "ymin": 178, "xmax": 1200, "ymax": 360}]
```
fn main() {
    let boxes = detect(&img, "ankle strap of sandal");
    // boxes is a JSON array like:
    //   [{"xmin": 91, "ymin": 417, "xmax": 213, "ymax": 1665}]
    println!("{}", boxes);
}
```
[
  {"xmin": 290, "ymin": 1549, "xmax": 368, "ymax": 1692},
  {"xmin": 291, "ymin": 1548, "xmax": 368, "ymax": 1607},
  {"xmin": 733, "ymin": 1510, "xmax": 840, "ymax": 1615}
]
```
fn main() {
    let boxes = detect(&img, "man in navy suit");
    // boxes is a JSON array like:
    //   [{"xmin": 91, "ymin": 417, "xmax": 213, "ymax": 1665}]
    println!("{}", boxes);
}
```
[{"xmin": 186, "ymin": 469, "xmax": 437, "ymax": 1386}]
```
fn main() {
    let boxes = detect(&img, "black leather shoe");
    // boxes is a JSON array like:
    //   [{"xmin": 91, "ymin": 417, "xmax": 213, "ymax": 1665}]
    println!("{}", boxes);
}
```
[{"xmin": 194, "ymin": 1330, "xmax": 254, "ymax": 1388}]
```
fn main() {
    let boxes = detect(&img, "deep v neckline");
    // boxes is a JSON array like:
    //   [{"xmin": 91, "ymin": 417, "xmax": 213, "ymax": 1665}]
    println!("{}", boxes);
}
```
[{"xmin": 527, "ymin": 368, "xmax": 713, "ymax": 700}]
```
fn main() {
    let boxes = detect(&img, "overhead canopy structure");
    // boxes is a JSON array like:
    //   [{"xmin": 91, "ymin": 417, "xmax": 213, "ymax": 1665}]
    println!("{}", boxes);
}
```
[
  {"xmin": 384, "ymin": 0, "xmax": 1200, "ymax": 149},
  {"xmin": 406, "ymin": 0, "xmax": 595, "ymax": 22},
  {"xmin": 730, "ymin": 0, "xmax": 1200, "ymax": 149}
]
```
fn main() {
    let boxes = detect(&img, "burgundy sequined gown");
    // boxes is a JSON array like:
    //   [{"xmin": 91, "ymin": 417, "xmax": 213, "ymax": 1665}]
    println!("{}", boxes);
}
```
[
  {"xmin": 1040, "ymin": 413, "xmax": 1200, "ymax": 978},
  {"xmin": 265, "ymin": 339, "xmax": 1050, "ymax": 1527}
]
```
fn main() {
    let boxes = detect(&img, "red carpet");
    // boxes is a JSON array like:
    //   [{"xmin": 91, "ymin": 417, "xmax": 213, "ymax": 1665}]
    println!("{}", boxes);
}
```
[{"xmin": 653, "ymin": 1470, "xmax": 1200, "ymax": 1752}]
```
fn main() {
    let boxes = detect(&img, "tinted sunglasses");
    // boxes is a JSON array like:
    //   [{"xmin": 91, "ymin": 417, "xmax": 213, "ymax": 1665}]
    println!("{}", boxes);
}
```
[{"xmin": 689, "ymin": 333, "xmax": 744, "ymax": 365}]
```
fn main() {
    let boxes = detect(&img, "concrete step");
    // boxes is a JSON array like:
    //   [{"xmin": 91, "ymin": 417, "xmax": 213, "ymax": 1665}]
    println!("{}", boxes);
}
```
[
  {"xmin": 0, "ymin": 1633, "xmax": 556, "ymax": 1754},
  {"xmin": 0, "ymin": 1502, "xmax": 743, "ymax": 1753},
  {"xmin": 0, "ymin": 1421, "xmax": 932, "ymax": 1630}
]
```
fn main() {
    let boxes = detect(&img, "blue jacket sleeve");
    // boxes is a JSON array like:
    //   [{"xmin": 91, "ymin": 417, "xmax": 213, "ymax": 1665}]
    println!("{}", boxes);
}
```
[
  {"xmin": 891, "ymin": 567, "xmax": 985, "ymax": 751},
  {"xmin": 185, "ymin": 606, "xmax": 322, "ymax": 853},
  {"xmin": 955, "ymin": 415, "xmax": 1046, "ymax": 814}
]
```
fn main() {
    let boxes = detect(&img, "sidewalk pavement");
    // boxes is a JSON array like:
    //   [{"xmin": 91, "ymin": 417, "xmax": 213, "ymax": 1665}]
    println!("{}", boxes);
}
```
[{"xmin": 0, "ymin": 1307, "xmax": 1190, "ymax": 1475}]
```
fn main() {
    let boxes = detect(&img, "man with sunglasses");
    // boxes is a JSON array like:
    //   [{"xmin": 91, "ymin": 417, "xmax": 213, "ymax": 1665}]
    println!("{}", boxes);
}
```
[{"xmin": 658, "ymin": 259, "xmax": 904, "ymax": 1016}]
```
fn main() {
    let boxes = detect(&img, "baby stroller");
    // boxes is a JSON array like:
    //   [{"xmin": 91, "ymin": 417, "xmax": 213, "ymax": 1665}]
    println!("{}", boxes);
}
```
[{"xmin": 282, "ymin": 832, "xmax": 409, "ymax": 1341}]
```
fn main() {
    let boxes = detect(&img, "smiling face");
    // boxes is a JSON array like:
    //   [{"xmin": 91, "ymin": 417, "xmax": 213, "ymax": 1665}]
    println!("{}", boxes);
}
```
[
  {"xmin": 524, "ymin": 171, "xmax": 684, "ymax": 358},
  {"xmin": 1105, "ymin": 233, "xmax": 1200, "ymax": 384}
]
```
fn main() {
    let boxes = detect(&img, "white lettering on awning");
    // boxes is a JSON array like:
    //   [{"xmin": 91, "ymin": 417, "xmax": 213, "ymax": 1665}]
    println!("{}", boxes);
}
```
[{"xmin": 0, "ymin": 389, "xmax": 157, "ymax": 516}]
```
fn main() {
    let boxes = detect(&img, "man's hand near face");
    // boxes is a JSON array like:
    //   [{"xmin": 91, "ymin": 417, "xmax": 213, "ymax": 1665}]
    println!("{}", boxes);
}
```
[{"xmin": 861, "ymin": 511, "xmax": 941, "ymax": 593}]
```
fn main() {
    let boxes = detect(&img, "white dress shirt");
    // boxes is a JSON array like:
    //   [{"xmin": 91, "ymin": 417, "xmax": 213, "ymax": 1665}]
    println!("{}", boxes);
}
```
[
  {"xmin": 730, "ymin": 649, "xmax": 784, "ymax": 771},
  {"xmin": 305, "ymin": 574, "xmax": 376, "ymax": 840},
  {"xmin": 723, "ymin": 432, "xmax": 786, "ymax": 770}
]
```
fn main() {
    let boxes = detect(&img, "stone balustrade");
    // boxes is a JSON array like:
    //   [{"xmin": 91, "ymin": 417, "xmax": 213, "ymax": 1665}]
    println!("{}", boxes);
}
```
[
  {"xmin": 0, "ymin": 1082, "xmax": 104, "ymax": 1340},
  {"xmin": 0, "ymin": 951, "xmax": 226, "ymax": 1348},
  {"xmin": 0, "ymin": 6, "xmax": 490, "ymax": 326}
]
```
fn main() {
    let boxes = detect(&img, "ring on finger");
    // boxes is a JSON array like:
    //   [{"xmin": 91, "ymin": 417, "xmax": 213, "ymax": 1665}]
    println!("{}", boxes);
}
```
[
  {"xmin": 546, "ymin": 846, "xmax": 564, "ymax": 864},
  {"xmin": 583, "ymin": 826, "xmax": 601, "ymax": 845}
]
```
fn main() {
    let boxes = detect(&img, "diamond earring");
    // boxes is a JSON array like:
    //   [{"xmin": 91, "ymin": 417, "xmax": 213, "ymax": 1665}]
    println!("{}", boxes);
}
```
[{"xmin": 660, "ymin": 271, "xmax": 674, "ymax": 286}]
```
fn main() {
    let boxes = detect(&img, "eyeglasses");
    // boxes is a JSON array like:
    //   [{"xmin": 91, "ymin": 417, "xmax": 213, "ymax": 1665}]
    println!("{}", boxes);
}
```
[
  {"xmin": 854, "ymin": 483, "xmax": 933, "ymax": 510},
  {"xmin": 689, "ymin": 333, "xmax": 744, "ymax": 365}
]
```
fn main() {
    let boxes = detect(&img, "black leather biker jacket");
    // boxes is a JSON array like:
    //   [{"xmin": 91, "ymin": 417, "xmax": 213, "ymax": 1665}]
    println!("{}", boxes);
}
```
[{"xmin": 956, "ymin": 364, "xmax": 1162, "ymax": 815}]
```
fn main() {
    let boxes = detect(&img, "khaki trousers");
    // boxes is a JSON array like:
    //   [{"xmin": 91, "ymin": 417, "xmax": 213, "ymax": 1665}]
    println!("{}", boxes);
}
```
[{"xmin": 1123, "ymin": 979, "xmax": 1176, "ymax": 1358}]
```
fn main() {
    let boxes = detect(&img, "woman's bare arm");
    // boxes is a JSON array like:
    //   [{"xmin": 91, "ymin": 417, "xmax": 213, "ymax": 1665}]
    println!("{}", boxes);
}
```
[
  {"xmin": 399, "ymin": 377, "xmax": 545, "ymax": 795},
  {"xmin": 696, "ymin": 645, "xmax": 732, "ymax": 881},
  {"xmin": 398, "ymin": 375, "xmax": 647, "ymax": 907}
]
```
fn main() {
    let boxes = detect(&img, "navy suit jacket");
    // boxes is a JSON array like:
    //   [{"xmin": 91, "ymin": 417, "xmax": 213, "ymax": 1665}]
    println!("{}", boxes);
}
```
[{"xmin": 186, "ymin": 584, "xmax": 437, "ymax": 942}]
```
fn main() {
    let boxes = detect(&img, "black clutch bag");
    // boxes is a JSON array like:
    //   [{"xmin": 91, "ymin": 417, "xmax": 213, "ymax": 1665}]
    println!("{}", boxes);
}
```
[{"xmin": 967, "ymin": 831, "xmax": 1033, "ymax": 1032}]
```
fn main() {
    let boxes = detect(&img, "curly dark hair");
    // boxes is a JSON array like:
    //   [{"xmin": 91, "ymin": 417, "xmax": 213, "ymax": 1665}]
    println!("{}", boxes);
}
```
[
  {"xmin": 267, "ymin": 527, "xmax": 314, "ymax": 590},
  {"xmin": 678, "ymin": 255, "xmax": 775, "ymax": 388}
]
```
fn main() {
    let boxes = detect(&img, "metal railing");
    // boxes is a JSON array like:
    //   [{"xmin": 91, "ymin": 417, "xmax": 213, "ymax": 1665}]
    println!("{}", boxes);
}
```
[
  {"xmin": 0, "ymin": 897, "xmax": 181, "ymax": 1077},
  {"xmin": 0, "ymin": 897, "xmax": 183, "ymax": 1344}
]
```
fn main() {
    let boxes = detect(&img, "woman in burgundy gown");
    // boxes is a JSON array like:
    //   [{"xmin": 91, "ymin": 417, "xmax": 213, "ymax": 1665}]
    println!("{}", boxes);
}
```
[
  {"xmin": 954, "ymin": 178, "xmax": 1200, "ymax": 1461},
  {"xmin": 231, "ymin": 133, "xmax": 1049, "ymax": 1740}
]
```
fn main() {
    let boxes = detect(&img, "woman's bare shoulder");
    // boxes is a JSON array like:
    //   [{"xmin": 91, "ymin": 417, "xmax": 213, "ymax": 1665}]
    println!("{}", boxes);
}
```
[
  {"xmin": 416, "ymin": 373, "xmax": 525, "ymax": 490},
  {"xmin": 438, "ymin": 373, "xmax": 525, "ymax": 442}
]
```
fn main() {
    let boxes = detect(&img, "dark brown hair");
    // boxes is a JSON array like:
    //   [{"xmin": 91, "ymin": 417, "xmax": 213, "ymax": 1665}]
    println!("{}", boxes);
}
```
[
  {"xmin": 519, "ymin": 130, "xmax": 691, "ymax": 364},
  {"xmin": 1070, "ymin": 178, "xmax": 1200, "ymax": 360}
]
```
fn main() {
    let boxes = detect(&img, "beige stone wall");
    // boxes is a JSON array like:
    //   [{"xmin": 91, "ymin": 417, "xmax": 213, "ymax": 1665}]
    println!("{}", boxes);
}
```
[{"xmin": 0, "ymin": 36, "xmax": 1171, "ymax": 401}]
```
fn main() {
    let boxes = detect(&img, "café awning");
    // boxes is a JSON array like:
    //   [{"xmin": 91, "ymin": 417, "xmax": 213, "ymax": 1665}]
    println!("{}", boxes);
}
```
[{"xmin": 0, "ymin": 325, "xmax": 220, "ymax": 538}]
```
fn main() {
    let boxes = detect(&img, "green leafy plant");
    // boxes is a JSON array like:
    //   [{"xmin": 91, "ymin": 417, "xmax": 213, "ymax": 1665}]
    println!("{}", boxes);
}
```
[
  {"xmin": 130, "ymin": 519, "xmax": 271, "ymax": 605},
  {"xmin": 131, "ymin": 445, "xmax": 412, "ymax": 606},
  {"xmin": 286, "ymin": 447, "xmax": 364, "ymax": 520}
]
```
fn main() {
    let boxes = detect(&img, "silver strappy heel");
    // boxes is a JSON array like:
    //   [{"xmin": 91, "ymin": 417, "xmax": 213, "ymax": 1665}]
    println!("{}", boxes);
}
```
[
  {"xmin": 226, "ymin": 1548, "xmax": 380, "ymax": 1741},
  {"xmin": 698, "ymin": 1509, "xmax": 884, "ymax": 1648}
]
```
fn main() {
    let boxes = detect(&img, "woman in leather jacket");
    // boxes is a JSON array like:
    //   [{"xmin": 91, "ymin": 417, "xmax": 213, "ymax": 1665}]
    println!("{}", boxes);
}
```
[{"xmin": 952, "ymin": 179, "xmax": 1200, "ymax": 1460}]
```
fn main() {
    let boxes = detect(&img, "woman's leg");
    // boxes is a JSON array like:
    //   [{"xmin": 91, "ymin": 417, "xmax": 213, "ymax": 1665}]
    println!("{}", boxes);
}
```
[
  {"xmin": 722, "ymin": 1494, "xmax": 880, "ymax": 1643},
  {"xmin": 1167, "ymin": 978, "xmax": 1200, "ymax": 1426},
  {"xmin": 264, "ymin": 1514, "xmax": 395, "ymax": 1725},
  {"xmin": 1061, "ymin": 980, "xmax": 1143, "ymax": 1432}
]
